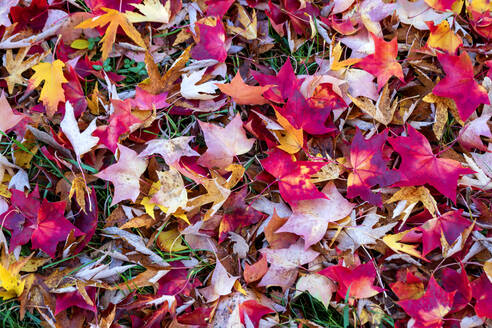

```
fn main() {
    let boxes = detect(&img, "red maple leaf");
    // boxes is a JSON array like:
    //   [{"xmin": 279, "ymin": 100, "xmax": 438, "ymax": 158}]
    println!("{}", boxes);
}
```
[
  {"xmin": 388, "ymin": 125, "xmax": 474, "ymax": 201},
  {"xmin": 471, "ymin": 274, "xmax": 492, "ymax": 319},
  {"xmin": 55, "ymin": 287, "xmax": 97, "ymax": 315},
  {"xmin": 219, "ymin": 188, "xmax": 265, "ymax": 243},
  {"xmin": 0, "ymin": 188, "xmax": 83, "ymax": 258},
  {"xmin": 260, "ymin": 149, "xmax": 327, "ymax": 205},
  {"xmin": 318, "ymin": 262, "xmax": 383, "ymax": 302},
  {"xmin": 191, "ymin": 21, "xmax": 227, "ymax": 62},
  {"xmin": 92, "ymin": 99, "xmax": 141, "ymax": 153},
  {"xmin": 416, "ymin": 210, "xmax": 472, "ymax": 256},
  {"xmin": 273, "ymin": 89, "xmax": 339, "ymax": 135},
  {"xmin": 252, "ymin": 58, "xmax": 304, "ymax": 102},
  {"xmin": 346, "ymin": 129, "xmax": 399, "ymax": 206},
  {"xmin": 354, "ymin": 33, "xmax": 404, "ymax": 91},
  {"xmin": 398, "ymin": 276, "xmax": 455, "ymax": 328},
  {"xmin": 10, "ymin": 0, "xmax": 48, "ymax": 32},
  {"xmin": 432, "ymin": 51, "xmax": 490, "ymax": 121},
  {"xmin": 440, "ymin": 265, "xmax": 472, "ymax": 313},
  {"xmin": 130, "ymin": 87, "xmax": 169, "ymax": 111},
  {"xmin": 239, "ymin": 300, "xmax": 274, "ymax": 328}
]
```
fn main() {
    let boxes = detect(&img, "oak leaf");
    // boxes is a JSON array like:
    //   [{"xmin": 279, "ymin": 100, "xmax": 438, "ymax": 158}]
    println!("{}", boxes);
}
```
[{"xmin": 28, "ymin": 60, "xmax": 68, "ymax": 117}]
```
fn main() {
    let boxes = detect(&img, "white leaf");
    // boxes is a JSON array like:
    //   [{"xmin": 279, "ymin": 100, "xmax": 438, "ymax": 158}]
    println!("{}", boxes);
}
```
[
  {"xmin": 180, "ymin": 68, "xmax": 221, "ymax": 100},
  {"xmin": 60, "ymin": 102, "xmax": 99, "ymax": 159}
]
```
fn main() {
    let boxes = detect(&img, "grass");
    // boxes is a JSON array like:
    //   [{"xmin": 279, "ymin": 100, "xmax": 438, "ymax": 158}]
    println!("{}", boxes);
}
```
[
  {"xmin": 0, "ymin": 300, "xmax": 43, "ymax": 328},
  {"xmin": 290, "ymin": 292, "xmax": 346, "ymax": 327}
]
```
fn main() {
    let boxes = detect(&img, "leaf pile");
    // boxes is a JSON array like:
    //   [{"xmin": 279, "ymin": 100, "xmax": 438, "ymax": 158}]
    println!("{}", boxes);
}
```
[{"xmin": 0, "ymin": 0, "xmax": 491, "ymax": 327}]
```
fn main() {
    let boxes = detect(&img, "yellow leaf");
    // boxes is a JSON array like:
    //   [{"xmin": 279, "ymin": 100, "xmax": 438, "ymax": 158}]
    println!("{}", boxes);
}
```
[
  {"xmin": 485, "ymin": 260, "xmax": 492, "ymax": 282},
  {"xmin": 70, "ymin": 39, "xmax": 90, "ymax": 49},
  {"xmin": 274, "ymin": 110, "xmax": 303, "ymax": 154},
  {"xmin": 69, "ymin": 177, "xmax": 88, "ymax": 211},
  {"xmin": 386, "ymin": 186, "xmax": 438, "ymax": 220},
  {"xmin": 427, "ymin": 21, "xmax": 462, "ymax": 54},
  {"xmin": 29, "ymin": 60, "xmax": 68, "ymax": 117},
  {"xmin": 0, "ymin": 264, "xmax": 25, "ymax": 300},
  {"xmin": 76, "ymin": 7, "xmax": 146, "ymax": 61},
  {"xmin": 423, "ymin": 92, "xmax": 464, "ymax": 139},
  {"xmin": 157, "ymin": 229, "xmax": 187, "ymax": 252},
  {"xmin": 330, "ymin": 42, "xmax": 361, "ymax": 71},
  {"xmin": 3, "ymin": 47, "xmax": 47, "ymax": 94},
  {"xmin": 227, "ymin": 5, "xmax": 257, "ymax": 40},
  {"xmin": 0, "ymin": 184, "xmax": 11, "ymax": 198},
  {"xmin": 125, "ymin": 0, "xmax": 171, "ymax": 24},
  {"xmin": 383, "ymin": 230, "xmax": 426, "ymax": 260}
]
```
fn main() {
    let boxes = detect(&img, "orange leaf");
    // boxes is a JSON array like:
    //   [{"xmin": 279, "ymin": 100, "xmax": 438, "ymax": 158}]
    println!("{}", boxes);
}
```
[
  {"xmin": 217, "ymin": 72, "xmax": 269, "ymax": 105},
  {"xmin": 76, "ymin": 7, "xmax": 146, "ymax": 61}
]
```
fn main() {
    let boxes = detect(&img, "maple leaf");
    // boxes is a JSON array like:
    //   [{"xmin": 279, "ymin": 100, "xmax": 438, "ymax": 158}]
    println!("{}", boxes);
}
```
[
  {"xmin": 328, "ymin": 208, "xmax": 397, "ymax": 252},
  {"xmin": 389, "ymin": 125, "xmax": 474, "ymax": 201},
  {"xmin": 92, "ymin": 99, "xmax": 141, "ymax": 153},
  {"xmin": 471, "ymin": 274, "xmax": 492, "ymax": 319},
  {"xmin": 274, "ymin": 89, "xmax": 338, "ymax": 135},
  {"xmin": 125, "ymin": 0, "xmax": 171, "ymax": 24},
  {"xmin": 55, "ymin": 287, "xmax": 97, "ymax": 315},
  {"xmin": 318, "ymin": 262, "xmax": 383, "ymax": 302},
  {"xmin": 243, "ymin": 255, "xmax": 268, "ymax": 283},
  {"xmin": 3, "ymin": 47, "xmax": 46, "ymax": 94},
  {"xmin": 199, "ymin": 257, "xmax": 238, "ymax": 302},
  {"xmin": 276, "ymin": 182, "xmax": 354, "ymax": 249},
  {"xmin": 180, "ymin": 68, "xmax": 221, "ymax": 100},
  {"xmin": 130, "ymin": 87, "xmax": 169, "ymax": 111},
  {"xmin": 348, "ymin": 84, "xmax": 398, "ymax": 126},
  {"xmin": 426, "ymin": 21, "xmax": 462, "ymax": 54},
  {"xmin": 346, "ymin": 129, "xmax": 399, "ymax": 206},
  {"xmin": 0, "ymin": 188, "xmax": 83, "ymax": 258},
  {"xmin": 260, "ymin": 149, "xmax": 327, "ymax": 205},
  {"xmin": 197, "ymin": 114, "xmax": 255, "ymax": 169},
  {"xmin": 227, "ymin": 5, "xmax": 257, "ymax": 40},
  {"xmin": 28, "ymin": 60, "xmax": 68, "ymax": 117},
  {"xmin": 330, "ymin": 41, "xmax": 361, "ymax": 71},
  {"xmin": 9, "ymin": 0, "xmax": 48, "ymax": 32},
  {"xmin": 146, "ymin": 168, "xmax": 188, "ymax": 216},
  {"xmin": 432, "ymin": 51, "xmax": 489, "ymax": 121},
  {"xmin": 218, "ymin": 187, "xmax": 264, "ymax": 243},
  {"xmin": 398, "ymin": 276, "xmax": 455, "ymax": 328},
  {"xmin": 60, "ymin": 102, "xmax": 99, "ymax": 160},
  {"xmin": 191, "ymin": 20, "xmax": 227, "ymax": 62},
  {"xmin": 217, "ymin": 72, "xmax": 269, "ymax": 105},
  {"xmin": 383, "ymin": 229, "xmax": 426, "ymax": 260},
  {"xmin": 0, "ymin": 263, "xmax": 25, "ymax": 300},
  {"xmin": 258, "ymin": 240, "xmax": 319, "ymax": 289},
  {"xmin": 139, "ymin": 136, "xmax": 199, "ymax": 167},
  {"xmin": 415, "ymin": 210, "xmax": 472, "ymax": 256},
  {"xmin": 0, "ymin": 92, "xmax": 25, "ymax": 133},
  {"xmin": 391, "ymin": 270, "xmax": 425, "ymax": 301},
  {"xmin": 423, "ymin": 92, "xmax": 463, "ymax": 140},
  {"xmin": 440, "ymin": 265, "xmax": 472, "ymax": 313},
  {"xmin": 386, "ymin": 186, "xmax": 438, "ymax": 221},
  {"xmin": 95, "ymin": 144, "xmax": 148, "ymax": 206},
  {"xmin": 76, "ymin": 7, "xmax": 146, "ymax": 61},
  {"xmin": 354, "ymin": 33, "xmax": 404, "ymax": 91},
  {"xmin": 273, "ymin": 110, "xmax": 304, "ymax": 154},
  {"xmin": 458, "ymin": 107, "xmax": 492, "ymax": 151},
  {"xmin": 252, "ymin": 58, "xmax": 303, "ymax": 100},
  {"xmin": 239, "ymin": 300, "xmax": 274, "ymax": 328}
]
